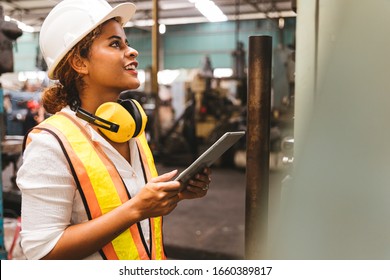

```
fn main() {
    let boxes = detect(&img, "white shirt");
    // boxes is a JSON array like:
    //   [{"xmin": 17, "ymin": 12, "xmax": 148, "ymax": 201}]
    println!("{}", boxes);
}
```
[{"xmin": 16, "ymin": 107, "xmax": 150, "ymax": 260}]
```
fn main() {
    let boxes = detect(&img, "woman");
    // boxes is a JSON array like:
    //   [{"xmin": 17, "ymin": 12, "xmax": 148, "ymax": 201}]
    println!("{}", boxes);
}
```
[{"xmin": 16, "ymin": 0, "xmax": 211, "ymax": 260}]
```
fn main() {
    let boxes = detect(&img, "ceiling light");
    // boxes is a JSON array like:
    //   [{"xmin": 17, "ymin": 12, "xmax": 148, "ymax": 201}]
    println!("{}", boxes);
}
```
[
  {"xmin": 278, "ymin": 18, "xmax": 285, "ymax": 29},
  {"xmin": 214, "ymin": 68, "xmax": 233, "ymax": 78},
  {"xmin": 159, "ymin": 24, "xmax": 166, "ymax": 34},
  {"xmin": 4, "ymin": 15, "xmax": 35, "ymax": 33},
  {"xmin": 158, "ymin": 70, "xmax": 181, "ymax": 85},
  {"xmin": 189, "ymin": 0, "xmax": 227, "ymax": 22}
]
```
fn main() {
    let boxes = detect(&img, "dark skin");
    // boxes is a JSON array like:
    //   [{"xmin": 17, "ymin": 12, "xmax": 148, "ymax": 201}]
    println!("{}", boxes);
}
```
[{"xmin": 42, "ymin": 19, "xmax": 211, "ymax": 260}]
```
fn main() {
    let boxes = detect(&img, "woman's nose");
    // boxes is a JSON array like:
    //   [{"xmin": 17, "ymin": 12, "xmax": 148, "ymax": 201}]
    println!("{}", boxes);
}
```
[{"xmin": 126, "ymin": 47, "xmax": 138, "ymax": 58}]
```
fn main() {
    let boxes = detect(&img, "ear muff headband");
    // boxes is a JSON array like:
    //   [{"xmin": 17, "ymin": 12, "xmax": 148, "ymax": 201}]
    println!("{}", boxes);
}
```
[{"xmin": 76, "ymin": 107, "xmax": 120, "ymax": 132}]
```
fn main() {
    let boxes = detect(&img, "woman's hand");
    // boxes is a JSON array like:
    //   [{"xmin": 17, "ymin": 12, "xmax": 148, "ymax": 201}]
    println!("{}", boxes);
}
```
[
  {"xmin": 132, "ymin": 170, "xmax": 182, "ymax": 219},
  {"xmin": 178, "ymin": 167, "xmax": 212, "ymax": 200}
]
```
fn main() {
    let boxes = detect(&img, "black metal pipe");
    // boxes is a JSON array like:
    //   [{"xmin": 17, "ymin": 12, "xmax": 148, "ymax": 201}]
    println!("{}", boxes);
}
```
[{"xmin": 245, "ymin": 35, "xmax": 272, "ymax": 260}]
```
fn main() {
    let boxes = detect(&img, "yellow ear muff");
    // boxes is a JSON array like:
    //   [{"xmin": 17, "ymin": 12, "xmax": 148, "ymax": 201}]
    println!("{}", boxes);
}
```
[
  {"xmin": 130, "ymin": 99, "xmax": 148, "ymax": 138},
  {"xmin": 95, "ymin": 102, "xmax": 135, "ymax": 143}
]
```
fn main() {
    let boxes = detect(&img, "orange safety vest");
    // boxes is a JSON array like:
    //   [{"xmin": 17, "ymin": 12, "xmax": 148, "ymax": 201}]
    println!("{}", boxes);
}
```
[{"xmin": 25, "ymin": 112, "xmax": 166, "ymax": 260}]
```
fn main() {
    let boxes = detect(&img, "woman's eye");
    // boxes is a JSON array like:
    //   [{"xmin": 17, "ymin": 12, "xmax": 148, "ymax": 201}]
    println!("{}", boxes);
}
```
[{"xmin": 110, "ymin": 41, "xmax": 121, "ymax": 48}]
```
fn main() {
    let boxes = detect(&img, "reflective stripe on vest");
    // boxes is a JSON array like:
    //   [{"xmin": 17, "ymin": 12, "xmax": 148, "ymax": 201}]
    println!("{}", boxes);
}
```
[{"xmin": 29, "ymin": 112, "xmax": 166, "ymax": 260}]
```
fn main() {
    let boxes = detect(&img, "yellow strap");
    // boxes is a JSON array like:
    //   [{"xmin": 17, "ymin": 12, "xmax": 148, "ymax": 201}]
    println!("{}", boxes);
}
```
[{"xmin": 135, "ymin": 133, "xmax": 165, "ymax": 260}]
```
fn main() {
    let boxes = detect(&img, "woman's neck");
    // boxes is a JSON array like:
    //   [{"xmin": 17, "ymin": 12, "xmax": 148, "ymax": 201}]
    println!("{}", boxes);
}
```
[{"xmin": 79, "ymin": 89, "xmax": 120, "ymax": 113}]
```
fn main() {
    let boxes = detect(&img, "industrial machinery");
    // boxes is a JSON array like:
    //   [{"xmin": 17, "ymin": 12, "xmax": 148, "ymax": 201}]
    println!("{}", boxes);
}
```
[{"xmin": 1, "ymin": 4, "xmax": 23, "ymax": 259}]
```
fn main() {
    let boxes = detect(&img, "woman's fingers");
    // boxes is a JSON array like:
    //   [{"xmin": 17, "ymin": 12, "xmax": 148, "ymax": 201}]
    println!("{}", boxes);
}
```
[{"xmin": 150, "ymin": 170, "xmax": 178, "ymax": 183}]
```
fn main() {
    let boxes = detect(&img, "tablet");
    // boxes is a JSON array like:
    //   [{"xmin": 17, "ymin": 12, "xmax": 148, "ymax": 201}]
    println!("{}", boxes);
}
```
[{"xmin": 175, "ymin": 131, "xmax": 245, "ymax": 188}]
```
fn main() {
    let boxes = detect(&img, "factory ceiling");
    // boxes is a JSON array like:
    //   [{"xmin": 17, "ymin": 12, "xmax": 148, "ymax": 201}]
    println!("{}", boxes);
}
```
[{"xmin": 0, "ymin": 0, "xmax": 296, "ymax": 32}]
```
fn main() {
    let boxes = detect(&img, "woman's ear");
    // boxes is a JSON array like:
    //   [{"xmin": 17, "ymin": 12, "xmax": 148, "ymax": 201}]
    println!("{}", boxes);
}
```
[{"xmin": 69, "ymin": 54, "xmax": 89, "ymax": 75}]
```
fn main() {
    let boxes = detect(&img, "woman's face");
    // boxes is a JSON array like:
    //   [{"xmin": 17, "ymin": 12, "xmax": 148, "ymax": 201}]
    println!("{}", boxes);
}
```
[{"xmin": 82, "ymin": 19, "xmax": 140, "ymax": 96}]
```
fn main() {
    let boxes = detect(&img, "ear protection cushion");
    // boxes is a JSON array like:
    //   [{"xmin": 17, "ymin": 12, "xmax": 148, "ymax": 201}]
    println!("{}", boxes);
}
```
[
  {"xmin": 118, "ymin": 99, "xmax": 142, "ymax": 136},
  {"xmin": 95, "ymin": 102, "xmax": 135, "ymax": 143},
  {"xmin": 118, "ymin": 99, "xmax": 147, "ymax": 138}
]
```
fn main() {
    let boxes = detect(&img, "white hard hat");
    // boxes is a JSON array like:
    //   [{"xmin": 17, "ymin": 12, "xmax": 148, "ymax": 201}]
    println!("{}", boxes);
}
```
[{"xmin": 40, "ymin": 0, "xmax": 136, "ymax": 79}]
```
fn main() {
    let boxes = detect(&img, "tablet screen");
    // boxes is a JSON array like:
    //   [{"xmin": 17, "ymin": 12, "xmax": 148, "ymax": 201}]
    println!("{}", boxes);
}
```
[{"xmin": 175, "ymin": 131, "xmax": 245, "ymax": 188}]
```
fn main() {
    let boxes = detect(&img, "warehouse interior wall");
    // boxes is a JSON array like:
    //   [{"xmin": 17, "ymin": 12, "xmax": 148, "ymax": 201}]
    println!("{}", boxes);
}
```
[
  {"xmin": 126, "ymin": 18, "xmax": 295, "ymax": 69},
  {"xmin": 13, "ymin": 18, "xmax": 296, "ymax": 69},
  {"xmin": 11, "ymin": 18, "xmax": 296, "ymax": 107}
]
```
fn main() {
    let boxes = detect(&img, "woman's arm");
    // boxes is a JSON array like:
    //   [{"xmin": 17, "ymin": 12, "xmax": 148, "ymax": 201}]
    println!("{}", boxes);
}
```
[
  {"xmin": 43, "ymin": 166, "xmax": 212, "ymax": 259},
  {"xmin": 42, "ymin": 170, "xmax": 181, "ymax": 260}
]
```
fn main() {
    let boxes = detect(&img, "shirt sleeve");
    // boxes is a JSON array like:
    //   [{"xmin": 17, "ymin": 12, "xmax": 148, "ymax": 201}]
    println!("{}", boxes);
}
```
[{"xmin": 16, "ymin": 130, "xmax": 76, "ymax": 260}]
